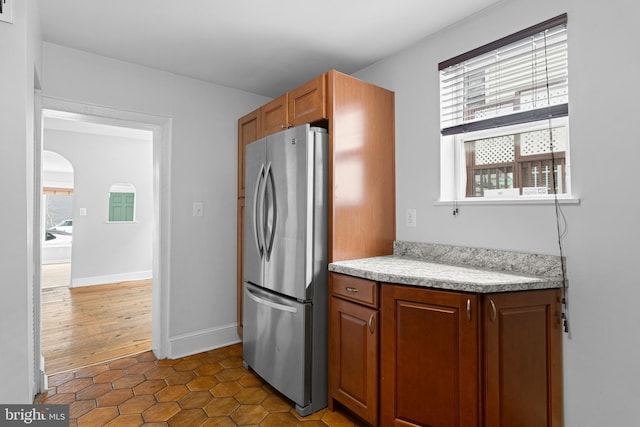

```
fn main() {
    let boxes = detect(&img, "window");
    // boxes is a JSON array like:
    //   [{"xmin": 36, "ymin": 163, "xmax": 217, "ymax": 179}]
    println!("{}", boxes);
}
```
[
  {"xmin": 439, "ymin": 14, "xmax": 570, "ymax": 201},
  {"xmin": 108, "ymin": 183, "xmax": 136, "ymax": 222}
]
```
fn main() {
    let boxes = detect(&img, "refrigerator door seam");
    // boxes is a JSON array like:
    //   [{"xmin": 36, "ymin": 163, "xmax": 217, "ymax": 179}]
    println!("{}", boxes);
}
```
[{"xmin": 306, "ymin": 132, "xmax": 314, "ymax": 287}]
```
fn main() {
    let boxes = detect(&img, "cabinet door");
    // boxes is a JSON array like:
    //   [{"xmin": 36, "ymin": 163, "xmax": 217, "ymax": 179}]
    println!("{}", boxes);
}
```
[
  {"xmin": 483, "ymin": 289, "xmax": 563, "ymax": 427},
  {"xmin": 381, "ymin": 285, "xmax": 479, "ymax": 427},
  {"xmin": 238, "ymin": 109, "xmax": 260, "ymax": 198},
  {"xmin": 329, "ymin": 296, "xmax": 378, "ymax": 426},
  {"xmin": 260, "ymin": 93, "xmax": 288, "ymax": 137},
  {"xmin": 288, "ymin": 74, "xmax": 326, "ymax": 127}
]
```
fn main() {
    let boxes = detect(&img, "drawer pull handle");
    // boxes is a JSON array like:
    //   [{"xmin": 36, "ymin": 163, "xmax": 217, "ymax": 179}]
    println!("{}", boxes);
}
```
[
  {"xmin": 466, "ymin": 299, "xmax": 472, "ymax": 321},
  {"xmin": 489, "ymin": 299, "xmax": 497, "ymax": 322},
  {"xmin": 345, "ymin": 287, "xmax": 359, "ymax": 293},
  {"xmin": 368, "ymin": 314, "xmax": 375, "ymax": 334}
]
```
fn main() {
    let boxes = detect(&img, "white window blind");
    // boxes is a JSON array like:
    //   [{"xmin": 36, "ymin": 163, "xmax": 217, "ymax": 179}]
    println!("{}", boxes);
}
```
[{"xmin": 440, "ymin": 14, "xmax": 568, "ymax": 135}]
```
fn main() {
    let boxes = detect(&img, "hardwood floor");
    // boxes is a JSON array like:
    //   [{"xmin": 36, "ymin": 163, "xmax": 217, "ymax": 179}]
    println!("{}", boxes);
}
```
[{"xmin": 42, "ymin": 279, "xmax": 152, "ymax": 374}]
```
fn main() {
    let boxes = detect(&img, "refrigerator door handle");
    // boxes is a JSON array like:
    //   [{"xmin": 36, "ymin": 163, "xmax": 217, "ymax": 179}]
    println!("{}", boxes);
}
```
[
  {"xmin": 264, "ymin": 162, "xmax": 277, "ymax": 259},
  {"xmin": 246, "ymin": 287, "xmax": 298, "ymax": 313},
  {"xmin": 253, "ymin": 164, "xmax": 265, "ymax": 256}
]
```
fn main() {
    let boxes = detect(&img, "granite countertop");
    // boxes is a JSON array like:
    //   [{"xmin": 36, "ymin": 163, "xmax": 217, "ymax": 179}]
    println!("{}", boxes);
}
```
[{"xmin": 328, "ymin": 242, "xmax": 565, "ymax": 293}]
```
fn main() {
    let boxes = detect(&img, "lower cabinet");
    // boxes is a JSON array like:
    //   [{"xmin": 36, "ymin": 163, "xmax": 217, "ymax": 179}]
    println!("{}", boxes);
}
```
[
  {"xmin": 328, "ymin": 273, "xmax": 379, "ymax": 426},
  {"xmin": 328, "ymin": 272, "xmax": 563, "ymax": 427},
  {"xmin": 482, "ymin": 290, "xmax": 563, "ymax": 427},
  {"xmin": 381, "ymin": 284, "xmax": 563, "ymax": 427},
  {"xmin": 380, "ymin": 285, "xmax": 480, "ymax": 427}
]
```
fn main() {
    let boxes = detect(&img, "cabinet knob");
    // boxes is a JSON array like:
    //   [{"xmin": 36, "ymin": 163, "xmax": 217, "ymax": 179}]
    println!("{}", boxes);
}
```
[{"xmin": 368, "ymin": 314, "xmax": 375, "ymax": 334}]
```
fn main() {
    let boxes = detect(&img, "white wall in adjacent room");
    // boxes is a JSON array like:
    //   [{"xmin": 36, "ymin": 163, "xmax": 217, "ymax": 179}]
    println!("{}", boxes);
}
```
[{"xmin": 44, "ymin": 127, "xmax": 153, "ymax": 285}]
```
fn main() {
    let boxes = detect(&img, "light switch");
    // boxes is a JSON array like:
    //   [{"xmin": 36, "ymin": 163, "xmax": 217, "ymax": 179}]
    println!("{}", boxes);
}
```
[
  {"xmin": 79, "ymin": 208, "xmax": 87, "ymax": 217},
  {"xmin": 193, "ymin": 202, "xmax": 204, "ymax": 217}
]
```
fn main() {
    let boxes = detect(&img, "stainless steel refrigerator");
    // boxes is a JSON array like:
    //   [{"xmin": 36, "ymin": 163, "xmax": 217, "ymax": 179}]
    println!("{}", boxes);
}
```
[{"xmin": 242, "ymin": 124, "xmax": 328, "ymax": 416}]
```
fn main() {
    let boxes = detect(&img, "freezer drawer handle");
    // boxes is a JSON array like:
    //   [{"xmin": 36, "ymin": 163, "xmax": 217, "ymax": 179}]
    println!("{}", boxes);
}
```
[{"xmin": 247, "ymin": 289, "xmax": 298, "ymax": 313}]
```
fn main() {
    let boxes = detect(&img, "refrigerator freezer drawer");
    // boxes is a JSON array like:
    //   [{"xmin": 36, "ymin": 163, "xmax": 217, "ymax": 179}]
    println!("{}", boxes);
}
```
[{"xmin": 243, "ymin": 283, "xmax": 311, "ymax": 407}]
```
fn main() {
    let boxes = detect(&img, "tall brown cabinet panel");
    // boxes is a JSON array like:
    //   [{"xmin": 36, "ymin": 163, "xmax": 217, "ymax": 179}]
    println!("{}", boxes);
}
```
[
  {"xmin": 327, "ymin": 71, "xmax": 395, "ymax": 262},
  {"xmin": 236, "ymin": 110, "xmax": 260, "ymax": 336},
  {"xmin": 235, "ymin": 198, "xmax": 245, "ymax": 336}
]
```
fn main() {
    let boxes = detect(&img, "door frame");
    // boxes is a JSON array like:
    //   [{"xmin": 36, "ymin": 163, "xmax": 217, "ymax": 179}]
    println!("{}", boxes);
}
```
[{"xmin": 37, "ymin": 97, "xmax": 173, "ymax": 374}]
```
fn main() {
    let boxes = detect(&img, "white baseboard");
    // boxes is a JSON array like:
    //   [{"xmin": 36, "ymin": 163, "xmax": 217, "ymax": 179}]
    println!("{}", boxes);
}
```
[
  {"xmin": 71, "ymin": 270, "xmax": 152, "ymax": 287},
  {"xmin": 168, "ymin": 323, "xmax": 241, "ymax": 359}
]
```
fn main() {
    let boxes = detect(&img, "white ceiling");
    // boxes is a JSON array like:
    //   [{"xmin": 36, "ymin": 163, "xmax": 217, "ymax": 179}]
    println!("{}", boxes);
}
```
[{"xmin": 37, "ymin": 0, "xmax": 504, "ymax": 98}]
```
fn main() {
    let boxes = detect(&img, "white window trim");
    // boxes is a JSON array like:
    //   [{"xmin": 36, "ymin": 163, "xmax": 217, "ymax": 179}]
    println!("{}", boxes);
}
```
[{"xmin": 439, "ymin": 117, "xmax": 579, "ymax": 204}]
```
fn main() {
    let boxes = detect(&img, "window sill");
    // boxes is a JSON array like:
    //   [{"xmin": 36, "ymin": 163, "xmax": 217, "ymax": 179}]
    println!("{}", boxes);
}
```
[{"xmin": 435, "ymin": 196, "xmax": 580, "ymax": 206}]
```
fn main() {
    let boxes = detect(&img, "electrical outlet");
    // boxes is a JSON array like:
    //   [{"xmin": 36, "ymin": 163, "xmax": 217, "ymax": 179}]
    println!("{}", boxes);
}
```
[
  {"xmin": 406, "ymin": 209, "xmax": 417, "ymax": 227},
  {"xmin": 0, "ymin": 0, "xmax": 14, "ymax": 24}
]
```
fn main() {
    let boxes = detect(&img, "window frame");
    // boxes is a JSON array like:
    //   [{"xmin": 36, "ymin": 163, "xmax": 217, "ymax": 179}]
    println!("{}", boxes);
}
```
[
  {"xmin": 442, "ymin": 117, "xmax": 572, "ymax": 201},
  {"xmin": 438, "ymin": 14, "xmax": 576, "ymax": 204}
]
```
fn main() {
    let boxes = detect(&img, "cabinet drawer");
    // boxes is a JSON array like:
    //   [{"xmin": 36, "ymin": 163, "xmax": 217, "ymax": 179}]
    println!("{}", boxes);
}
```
[{"xmin": 330, "ymin": 273, "xmax": 379, "ymax": 308}]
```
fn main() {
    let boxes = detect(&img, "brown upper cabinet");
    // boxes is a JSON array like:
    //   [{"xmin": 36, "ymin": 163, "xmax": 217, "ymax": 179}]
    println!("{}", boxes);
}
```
[
  {"xmin": 260, "ymin": 74, "xmax": 326, "ymax": 137},
  {"xmin": 237, "ymin": 109, "xmax": 260, "ymax": 198}
]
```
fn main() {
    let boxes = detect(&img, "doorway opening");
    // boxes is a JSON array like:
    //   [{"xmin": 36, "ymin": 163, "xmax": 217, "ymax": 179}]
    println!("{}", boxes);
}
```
[{"xmin": 36, "ymin": 99, "xmax": 171, "ymax": 380}]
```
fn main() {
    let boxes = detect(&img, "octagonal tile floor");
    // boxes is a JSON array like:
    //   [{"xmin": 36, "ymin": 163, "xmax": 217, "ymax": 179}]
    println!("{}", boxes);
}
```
[{"xmin": 42, "ymin": 343, "xmax": 365, "ymax": 426}]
